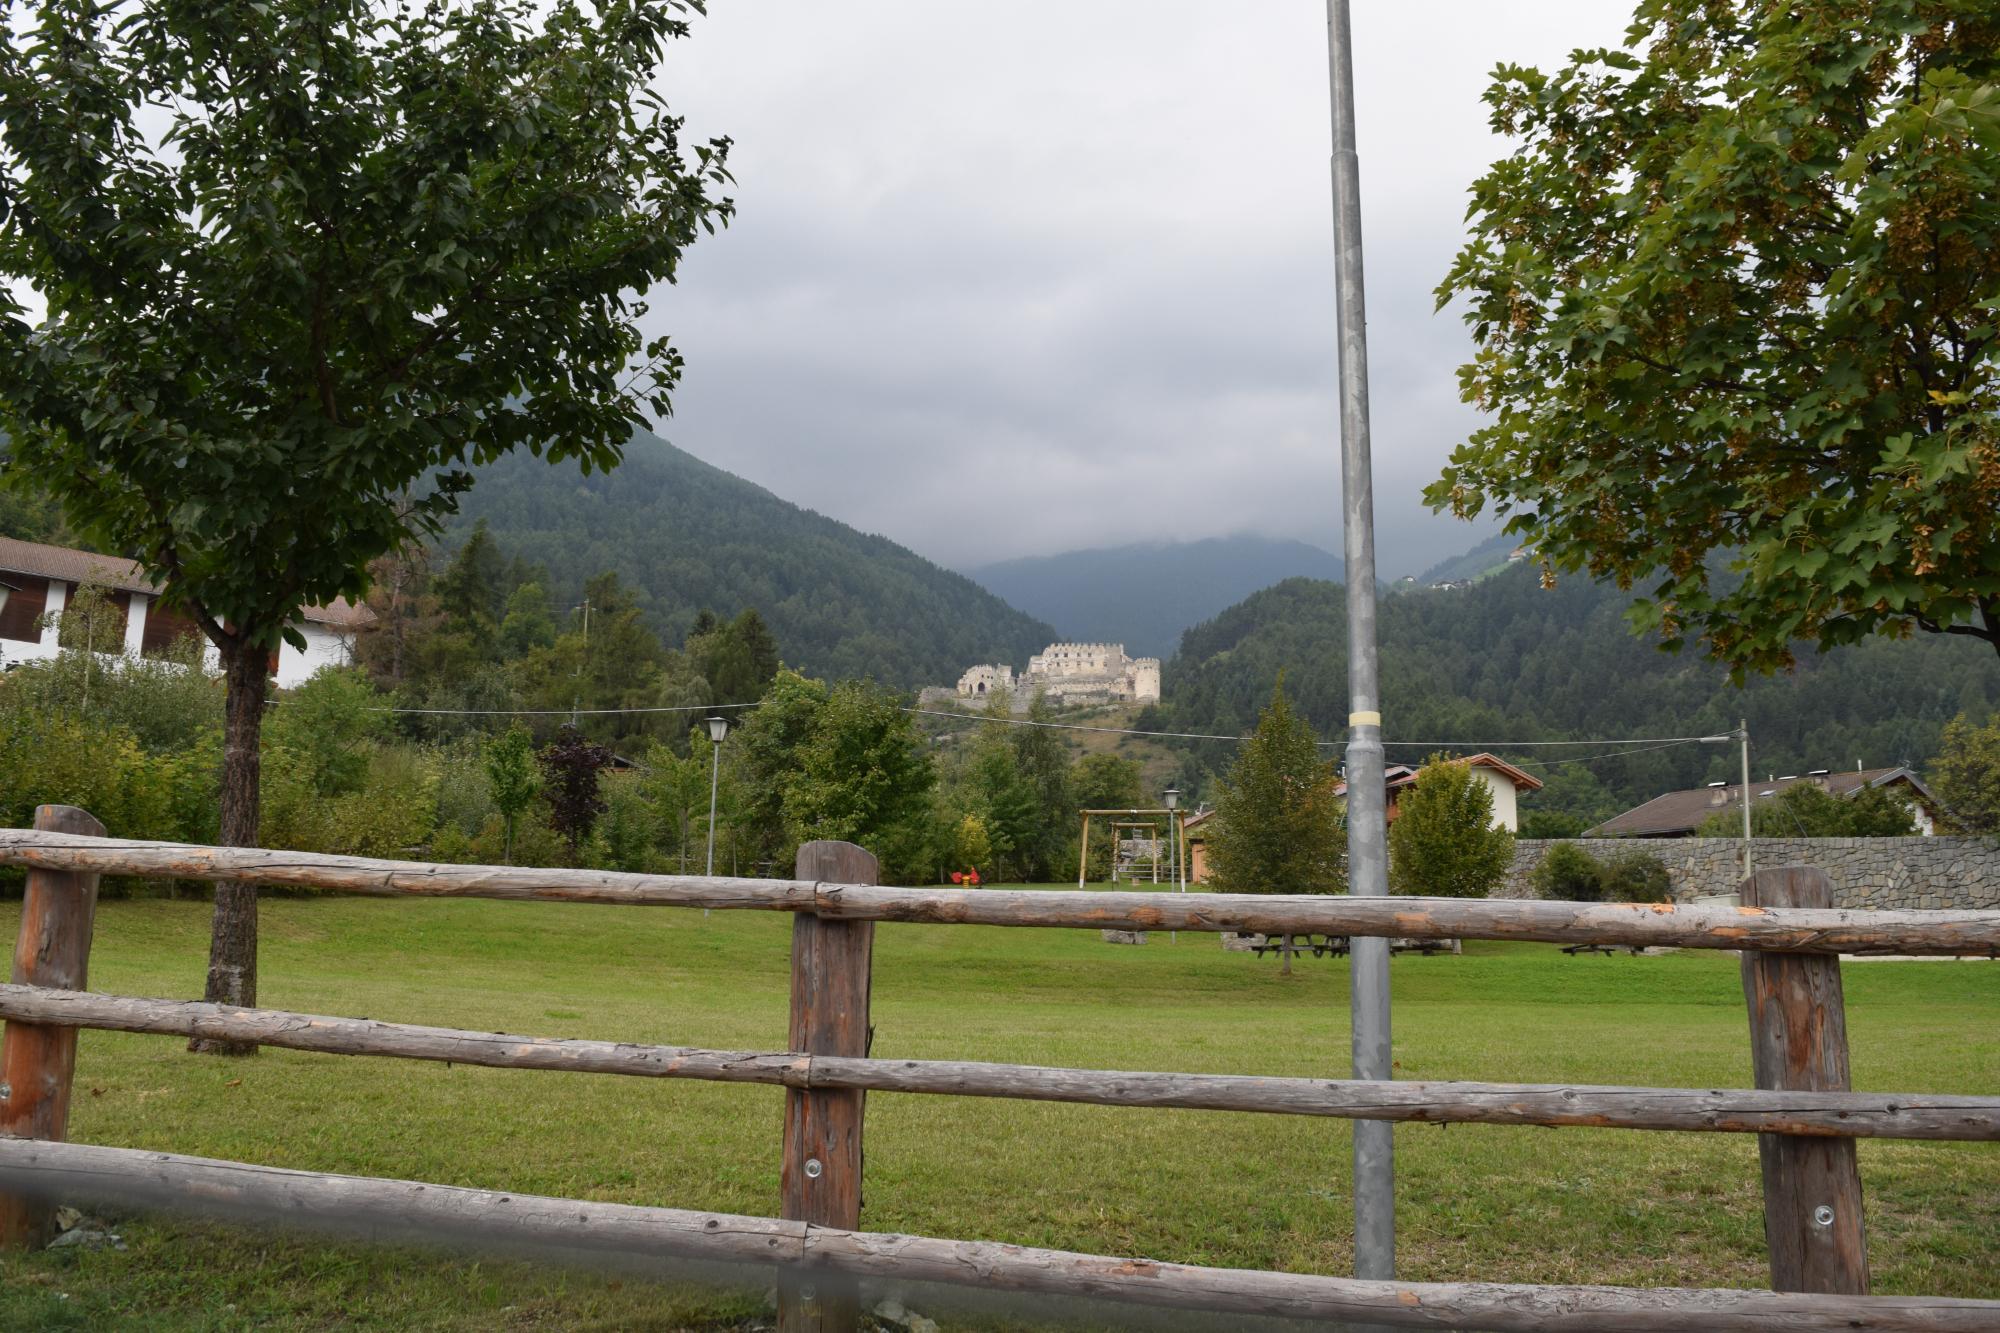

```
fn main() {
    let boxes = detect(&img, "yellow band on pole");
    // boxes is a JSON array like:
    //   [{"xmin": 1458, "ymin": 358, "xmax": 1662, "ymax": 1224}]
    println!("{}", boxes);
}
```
[{"xmin": 1348, "ymin": 711, "xmax": 1381, "ymax": 727}]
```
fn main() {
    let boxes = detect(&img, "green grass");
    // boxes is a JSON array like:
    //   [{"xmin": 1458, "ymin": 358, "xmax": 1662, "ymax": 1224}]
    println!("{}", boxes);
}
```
[{"xmin": 2, "ymin": 892, "xmax": 1996, "ymax": 1329}]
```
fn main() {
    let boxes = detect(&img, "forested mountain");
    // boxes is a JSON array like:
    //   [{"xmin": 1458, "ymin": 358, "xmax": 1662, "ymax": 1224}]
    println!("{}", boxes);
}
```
[
  {"xmin": 1413, "ymin": 530, "xmax": 1515, "ymax": 586},
  {"xmin": 1152, "ymin": 566, "xmax": 2000, "ymax": 821},
  {"xmin": 964, "ymin": 535, "xmax": 1344, "ymax": 660},
  {"xmin": 447, "ymin": 428, "xmax": 1053, "ymax": 689}
]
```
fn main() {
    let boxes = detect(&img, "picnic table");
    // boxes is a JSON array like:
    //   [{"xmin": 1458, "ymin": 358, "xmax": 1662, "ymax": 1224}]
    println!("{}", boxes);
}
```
[
  {"xmin": 1561, "ymin": 941, "xmax": 1647, "ymax": 957},
  {"xmin": 1247, "ymin": 933, "xmax": 1349, "ymax": 959}
]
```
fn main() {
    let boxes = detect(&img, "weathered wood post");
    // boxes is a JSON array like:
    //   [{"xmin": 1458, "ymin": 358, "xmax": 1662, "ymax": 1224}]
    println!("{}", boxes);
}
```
[
  {"xmin": 0, "ymin": 805, "xmax": 106, "ymax": 1249},
  {"xmin": 780, "ymin": 840, "xmax": 876, "ymax": 1333},
  {"xmin": 1739, "ymin": 866, "xmax": 1868, "ymax": 1294}
]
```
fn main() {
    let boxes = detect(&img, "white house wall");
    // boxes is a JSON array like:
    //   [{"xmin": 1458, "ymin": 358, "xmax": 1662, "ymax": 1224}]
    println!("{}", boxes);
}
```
[
  {"xmin": 3, "ymin": 577, "xmax": 352, "ymax": 688},
  {"xmin": 278, "ymin": 623, "xmax": 356, "ymax": 688},
  {"xmin": 1472, "ymin": 767, "xmax": 1520, "ymax": 832}
]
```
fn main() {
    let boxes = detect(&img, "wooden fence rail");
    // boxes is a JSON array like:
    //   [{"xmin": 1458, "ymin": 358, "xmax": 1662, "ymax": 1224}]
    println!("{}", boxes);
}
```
[
  {"xmin": 2, "ymin": 818, "xmax": 1996, "ymax": 1329},
  {"xmin": 1, "ymin": 1139, "xmax": 1995, "ymax": 1333},
  {"xmin": 4, "ymin": 983, "xmax": 1997, "ymax": 1142},
  {"xmin": 2, "ymin": 830, "xmax": 1998, "ymax": 954}
]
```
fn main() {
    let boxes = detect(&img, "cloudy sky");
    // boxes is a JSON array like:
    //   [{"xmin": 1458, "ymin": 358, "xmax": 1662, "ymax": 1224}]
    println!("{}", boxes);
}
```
[{"xmin": 652, "ymin": 2, "xmax": 1632, "ymax": 579}]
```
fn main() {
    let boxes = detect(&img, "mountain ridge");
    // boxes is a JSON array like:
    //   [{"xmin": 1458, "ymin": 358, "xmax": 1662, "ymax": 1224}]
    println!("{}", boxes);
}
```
[
  {"xmin": 963, "ymin": 534, "xmax": 1344, "ymax": 660},
  {"xmin": 447, "ymin": 429, "xmax": 1055, "ymax": 690}
]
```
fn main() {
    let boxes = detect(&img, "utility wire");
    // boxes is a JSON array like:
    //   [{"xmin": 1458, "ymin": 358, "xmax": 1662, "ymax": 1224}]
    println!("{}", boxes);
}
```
[
  {"xmin": 375, "ymin": 701, "xmax": 762, "ymax": 717},
  {"xmin": 371, "ymin": 697, "xmax": 1731, "ymax": 764}
]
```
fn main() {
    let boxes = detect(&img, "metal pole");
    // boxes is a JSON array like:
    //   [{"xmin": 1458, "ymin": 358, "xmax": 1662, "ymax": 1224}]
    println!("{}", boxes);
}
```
[
  {"xmin": 1739, "ymin": 719, "xmax": 1753, "ymax": 883},
  {"xmin": 1326, "ymin": 0, "xmax": 1394, "ymax": 1282},
  {"xmin": 706, "ymin": 736, "xmax": 722, "ymax": 878}
]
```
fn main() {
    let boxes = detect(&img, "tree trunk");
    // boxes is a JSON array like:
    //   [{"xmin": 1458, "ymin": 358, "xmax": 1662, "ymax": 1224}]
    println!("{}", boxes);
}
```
[{"xmin": 191, "ymin": 637, "xmax": 266, "ymax": 1056}]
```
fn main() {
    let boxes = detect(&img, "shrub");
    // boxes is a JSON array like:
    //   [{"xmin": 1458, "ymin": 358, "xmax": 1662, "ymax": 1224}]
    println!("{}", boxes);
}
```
[
  {"xmin": 1598, "ymin": 850, "xmax": 1671, "ymax": 904},
  {"xmin": 1531, "ymin": 843, "xmax": 1674, "ymax": 904},
  {"xmin": 1532, "ymin": 842, "xmax": 1604, "ymax": 902}
]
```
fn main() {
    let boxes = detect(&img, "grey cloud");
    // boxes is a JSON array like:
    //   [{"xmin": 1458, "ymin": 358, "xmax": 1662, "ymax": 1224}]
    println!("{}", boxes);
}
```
[{"xmin": 641, "ymin": 1, "xmax": 1632, "ymax": 577}]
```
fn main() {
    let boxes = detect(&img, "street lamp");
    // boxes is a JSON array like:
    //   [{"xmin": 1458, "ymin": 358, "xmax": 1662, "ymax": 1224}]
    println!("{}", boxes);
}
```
[
  {"xmin": 1163, "ymin": 787, "xmax": 1182, "ymax": 944},
  {"xmin": 705, "ymin": 715, "xmax": 730, "ymax": 880}
]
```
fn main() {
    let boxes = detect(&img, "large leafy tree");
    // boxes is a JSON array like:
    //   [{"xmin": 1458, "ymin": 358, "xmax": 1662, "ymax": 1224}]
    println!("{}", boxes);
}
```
[
  {"xmin": 1432, "ymin": 3, "xmax": 2000, "ymax": 672},
  {"xmin": 0, "ymin": 0, "xmax": 730, "ymax": 1042},
  {"xmin": 1386, "ymin": 755, "xmax": 1515, "ymax": 899}
]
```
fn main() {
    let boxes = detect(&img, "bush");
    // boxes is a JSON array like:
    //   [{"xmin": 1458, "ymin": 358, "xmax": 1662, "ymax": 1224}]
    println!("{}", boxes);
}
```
[
  {"xmin": 1531, "ymin": 841, "xmax": 1605, "ymax": 902},
  {"xmin": 1598, "ymin": 850, "xmax": 1671, "ymax": 903},
  {"xmin": 1530, "ymin": 843, "xmax": 1673, "ymax": 904}
]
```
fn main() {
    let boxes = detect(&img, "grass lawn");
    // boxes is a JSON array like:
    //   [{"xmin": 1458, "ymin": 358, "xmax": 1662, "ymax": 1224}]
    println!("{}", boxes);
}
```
[{"xmin": 1, "ymin": 888, "xmax": 1996, "ymax": 1329}]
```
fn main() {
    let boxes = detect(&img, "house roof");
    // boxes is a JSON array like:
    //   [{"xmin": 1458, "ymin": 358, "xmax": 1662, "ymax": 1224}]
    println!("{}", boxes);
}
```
[
  {"xmin": 0, "ymin": 535, "xmax": 160, "ymax": 596},
  {"xmin": 1587, "ymin": 768, "xmax": 1937, "ymax": 837},
  {"xmin": 1336, "ymin": 753, "xmax": 1544, "ymax": 799},
  {"xmin": 0, "ymin": 534, "xmax": 373, "ymax": 629}
]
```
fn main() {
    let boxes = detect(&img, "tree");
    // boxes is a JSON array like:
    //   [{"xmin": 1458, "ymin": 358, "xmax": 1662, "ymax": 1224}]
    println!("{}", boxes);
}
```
[
  {"xmin": 538, "ymin": 726, "xmax": 612, "ymax": 859},
  {"xmin": 1431, "ymin": 5, "xmax": 2000, "ymax": 673},
  {"xmin": 1008, "ymin": 692, "xmax": 1075, "ymax": 881},
  {"xmin": 1205, "ymin": 678, "xmax": 1345, "ymax": 899},
  {"xmin": 1387, "ymin": 756, "xmax": 1516, "ymax": 900},
  {"xmin": 484, "ymin": 725, "xmax": 541, "ymax": 864},
  {"xmin": 1932, "ymin": 710, "xmax": 2000, "ymax": 835},
  {"xmin": 0, "ymin": 0, "xmax": 732, "ymax": 1043},
  {"xmin": 780, "ymin": 681, "xmax": 937, "ymax": 883}
]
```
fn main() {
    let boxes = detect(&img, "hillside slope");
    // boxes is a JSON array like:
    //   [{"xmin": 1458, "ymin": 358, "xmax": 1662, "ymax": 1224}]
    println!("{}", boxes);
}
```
[
  {"xmin": 1157, "ymin": 566, "xmax": 2000, "ymax": 814},
  {"xmin": 964, "ymin": 535, "xmax": 1344, "ymax": 660},
  {"xmin": 449, "ymin": 430, "xmax": 1053, "ymax": 689}
]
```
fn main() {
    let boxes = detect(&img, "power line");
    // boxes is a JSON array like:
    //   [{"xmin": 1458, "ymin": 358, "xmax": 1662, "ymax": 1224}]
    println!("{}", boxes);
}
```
[
  {"xmin": 373, "ymin": 697, "xmax": 1733, "ymax": 764},
  {"xmin": 374, "ymin": 701, "xmax": 762, "ymax": 717},
  {"xmin": 1510, "ymin": 737, "xmax": 1716, "ymax": 769}
]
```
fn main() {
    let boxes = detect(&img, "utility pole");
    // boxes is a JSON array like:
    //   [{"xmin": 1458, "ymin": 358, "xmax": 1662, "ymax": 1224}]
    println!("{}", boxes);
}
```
[
  {"xmin": 1739, "ymin": 719, "xmax": 1753, "ymax": 883},
  {"xmin": 569, "ymin": 597, "xmax": 591, "ymax": 726},
  {"xmin": 1325, "ymin": 0, "xmax": 1393, "ymax": 1281}
]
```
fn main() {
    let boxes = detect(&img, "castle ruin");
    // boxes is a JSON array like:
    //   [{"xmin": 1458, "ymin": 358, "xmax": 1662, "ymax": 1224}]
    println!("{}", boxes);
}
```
[{"xmin": 949, "ymin": 641, "xmax": 1160, "ymax": 707}]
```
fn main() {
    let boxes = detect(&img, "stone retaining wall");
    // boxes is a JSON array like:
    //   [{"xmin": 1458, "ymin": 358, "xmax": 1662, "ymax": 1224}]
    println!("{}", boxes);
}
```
[{"xmin": 1500, "ymin": 837, "xmax": 2000, "ymax": 910}]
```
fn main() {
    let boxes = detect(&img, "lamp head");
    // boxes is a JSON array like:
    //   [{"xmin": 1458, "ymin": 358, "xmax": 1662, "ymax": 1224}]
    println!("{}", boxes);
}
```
[
  {"xmin": 1163, "ymin": 786, "xmax": 1180, "ymax": 810},
  {"xmin": 706, "ymin": 715, "xmax": 730, "ymax": 745}
]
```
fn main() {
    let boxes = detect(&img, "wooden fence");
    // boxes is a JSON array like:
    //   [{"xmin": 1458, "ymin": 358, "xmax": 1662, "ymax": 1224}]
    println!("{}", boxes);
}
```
[{"xmin": 1, "ymin": 807, "xmax": 1998, "ymax": 1331}]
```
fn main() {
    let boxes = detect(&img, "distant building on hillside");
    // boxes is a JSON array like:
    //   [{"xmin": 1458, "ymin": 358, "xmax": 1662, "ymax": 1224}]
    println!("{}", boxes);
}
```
[
  {"xmin": 1588, "ymin": 767, "xmax": 1940, "ymax": 837},
  {"xmin": 948, "ymin": 641, "xmax": 1160, "ymax": 707},
  {"xmin": 0, "ymin": 535, "xmax": 372, "ymax": 688}
]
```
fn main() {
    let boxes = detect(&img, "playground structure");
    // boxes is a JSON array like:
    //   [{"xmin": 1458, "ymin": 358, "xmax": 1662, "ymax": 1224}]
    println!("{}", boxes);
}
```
[{"xmin": 1075, "ymin": 807, "xmax": 1188, "ymax": 887}]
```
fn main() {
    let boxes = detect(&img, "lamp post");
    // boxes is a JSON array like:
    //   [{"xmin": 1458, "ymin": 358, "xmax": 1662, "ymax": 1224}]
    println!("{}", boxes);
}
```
[
  {"xmin": 1164, "ymin": 787, "xmax": 1181, "ymax": 944},
  {"xmin": 704, "ymin": 715, "xmax": 729, "ymax": 880}
]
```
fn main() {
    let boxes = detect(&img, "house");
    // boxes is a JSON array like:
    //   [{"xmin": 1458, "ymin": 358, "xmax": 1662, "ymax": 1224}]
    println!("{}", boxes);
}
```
[
  {"xmin": 0, "ymin": 535, "xmax": 372, "ymax": 688},
  {"xmin": 1184, "ymin": 808, "xmax": 1215, "ymax": 884},
  {"xmin": 1336, "ymin": 752, "xmax": 1544, "ymax": 833},
  {"xmin": 1586, "ymin": 767, "xmax": 1941, "ymax": 838}
]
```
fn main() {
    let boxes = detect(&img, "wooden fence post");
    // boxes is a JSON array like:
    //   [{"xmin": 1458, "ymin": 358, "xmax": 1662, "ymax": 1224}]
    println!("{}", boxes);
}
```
[
  {"xmin": 780, "ymin": 840, "xmax": 876, "ymax": 1333},
  {"xmin": 1, "ymin": 805, "xmax": 106, "ymax": 1249},
  {"xmin": 1740, "ymin": 866, "xmax": 1869, "ymax": 1294}
]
